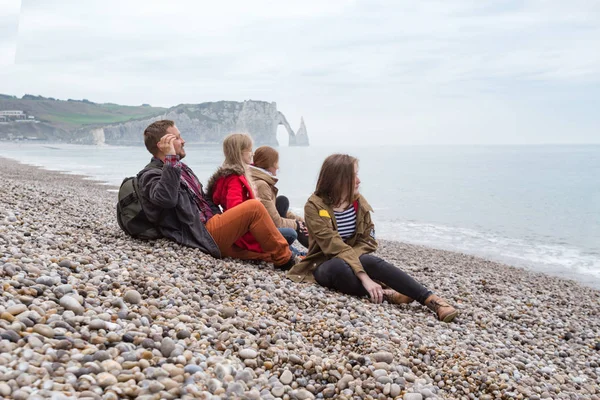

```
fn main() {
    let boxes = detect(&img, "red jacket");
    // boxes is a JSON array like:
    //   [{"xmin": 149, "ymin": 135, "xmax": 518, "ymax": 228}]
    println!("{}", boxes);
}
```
[{"xmin": 206, "ymin": 166, "xmax": 263, "ymax": 253}]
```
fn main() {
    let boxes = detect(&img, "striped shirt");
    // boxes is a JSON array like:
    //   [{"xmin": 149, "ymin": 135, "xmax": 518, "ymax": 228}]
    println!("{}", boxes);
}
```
[{"xmin": 334, "ymin": 206, "xmax": 356, "ymax": 240}]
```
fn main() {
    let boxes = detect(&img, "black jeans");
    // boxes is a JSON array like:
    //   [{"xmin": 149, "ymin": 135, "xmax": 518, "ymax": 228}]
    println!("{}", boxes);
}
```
[
  {"xmin": 313, "ymin": 254, "xmax": 432, "ymax": 304},
  {"xmin": 276, "ymin": 195, "xmax": 309, "ymax": 248}
]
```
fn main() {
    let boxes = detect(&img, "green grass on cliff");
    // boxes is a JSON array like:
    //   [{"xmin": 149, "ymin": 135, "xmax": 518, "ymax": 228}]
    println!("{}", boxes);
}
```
[
  {"xmin": 0, "ymin": 96, "xmax": 166, "ymax": 129},
  {"xmin": 42, "ymin": 109, "xmax": 162, "ymax": 126}
]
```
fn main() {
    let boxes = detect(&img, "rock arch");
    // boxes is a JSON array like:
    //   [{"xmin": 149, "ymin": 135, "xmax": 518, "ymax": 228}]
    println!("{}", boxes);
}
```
[
  {"xmin": 276, "ymin": 111, "xmax": 296, "ymax": 145},
  {"xmin": 275, "ymin": 112, "xmax": 309, "ymax": 146}
]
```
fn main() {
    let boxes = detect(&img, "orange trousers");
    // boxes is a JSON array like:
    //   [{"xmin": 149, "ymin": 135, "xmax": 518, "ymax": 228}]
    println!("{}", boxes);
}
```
[{"xmin": 205, "ymin": 199, "xmax": 291, "ymax": 266}]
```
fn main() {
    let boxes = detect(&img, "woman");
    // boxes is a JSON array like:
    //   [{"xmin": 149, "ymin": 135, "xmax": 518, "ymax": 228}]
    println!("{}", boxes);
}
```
[
  {"xmin": 287, "ymin": 154, "xmax": 459, "ymax": 322},
  {"xmin": 250, "ymin": 146, "xmax": 309, "ymax": 250},
  {"xmin": 206, "ymin": 133, "xmax": 301, "ymax": 263}
]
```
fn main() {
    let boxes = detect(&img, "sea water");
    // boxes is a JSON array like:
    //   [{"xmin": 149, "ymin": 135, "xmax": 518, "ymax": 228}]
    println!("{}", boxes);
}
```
[{"xmin": 1, "ymin": 142, "xmax": 598, "ymax": 288}]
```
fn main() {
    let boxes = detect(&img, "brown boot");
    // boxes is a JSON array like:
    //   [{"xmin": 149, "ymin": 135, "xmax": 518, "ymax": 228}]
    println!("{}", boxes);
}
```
[
  {"xmin": 425, "ymin": 294, "xmax": 458, "ymax": 322},
  {"xmin": 383, "ymin": 289, "xmax": 413, "ymax": 304}
]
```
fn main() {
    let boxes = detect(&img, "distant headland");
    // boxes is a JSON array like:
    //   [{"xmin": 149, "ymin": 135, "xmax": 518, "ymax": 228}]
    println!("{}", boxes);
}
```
[{"xmin": 0, "ymin": 94, "xmax": 309, "ymax": 146}]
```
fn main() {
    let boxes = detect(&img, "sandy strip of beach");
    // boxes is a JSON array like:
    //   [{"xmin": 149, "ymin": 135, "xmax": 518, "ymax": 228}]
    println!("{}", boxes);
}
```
[{"xmin": 0, "ymin": 156, "xmax": 599, "ymax": 400}]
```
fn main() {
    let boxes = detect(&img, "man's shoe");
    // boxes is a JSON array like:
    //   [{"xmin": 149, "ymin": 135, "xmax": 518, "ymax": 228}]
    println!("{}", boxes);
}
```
[
  {"xmin": 277, "ymin": 255, "xmax": 301, "ymax": 271},
  {"xmin": 424, "ymin": 294, "xmax": 458, "ymax": 322},
  {"xmin": 382, "ymin": 289, "xmax": 413, "ymax": 304}
]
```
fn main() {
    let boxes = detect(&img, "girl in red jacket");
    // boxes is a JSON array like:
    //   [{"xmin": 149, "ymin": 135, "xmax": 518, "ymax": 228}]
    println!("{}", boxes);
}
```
[
  {"xmin": 207, "ymin": 133, "xmax": 262, "ymax": 253},
  {"xmin": 207, "ymin": 132, "xmax": 304, "ymax": 267}
]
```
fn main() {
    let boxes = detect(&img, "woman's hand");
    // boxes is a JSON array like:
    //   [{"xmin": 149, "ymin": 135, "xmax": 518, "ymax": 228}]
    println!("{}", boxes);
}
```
[
  {"xmin": 297, "ymin": 220, "xmax": 309, "ymax": 235},
  {"xmin": 357, "ymin": 272, "xmax": 383, "ymax": 303}
]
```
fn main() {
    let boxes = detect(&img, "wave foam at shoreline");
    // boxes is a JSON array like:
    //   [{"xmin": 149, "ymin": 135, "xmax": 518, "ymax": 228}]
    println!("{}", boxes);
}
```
[{"xmin": 376, "ymin": 219, "xmax": 600, "ymax": 289}]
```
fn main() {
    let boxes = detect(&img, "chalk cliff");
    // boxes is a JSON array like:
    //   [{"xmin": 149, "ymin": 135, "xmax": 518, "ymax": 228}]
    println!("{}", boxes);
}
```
[{"xmin": 0, "ymin": 99, "xmax": 309, "ymax": 146}]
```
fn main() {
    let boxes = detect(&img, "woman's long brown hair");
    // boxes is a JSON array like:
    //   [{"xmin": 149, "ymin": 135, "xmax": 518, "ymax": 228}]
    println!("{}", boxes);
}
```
[{"xmin": 315, "ymin": 154, "xmax": 358, "ymax": 207}]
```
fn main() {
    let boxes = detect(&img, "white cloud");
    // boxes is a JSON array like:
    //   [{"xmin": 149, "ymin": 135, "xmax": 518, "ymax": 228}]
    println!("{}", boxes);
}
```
[
  {"xmin": 1, "ymin": 0, "xmax": 599, "ymax": 144},
  {"xmin": 0, "ymin": 0, "xmax": 21, "ymax": 65}
]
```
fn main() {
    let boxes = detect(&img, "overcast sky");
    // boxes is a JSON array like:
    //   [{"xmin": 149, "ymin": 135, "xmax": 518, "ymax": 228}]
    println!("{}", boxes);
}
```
[{"xmin": 1, "ymin": 0, "xmax": 599, "ymax": 145}]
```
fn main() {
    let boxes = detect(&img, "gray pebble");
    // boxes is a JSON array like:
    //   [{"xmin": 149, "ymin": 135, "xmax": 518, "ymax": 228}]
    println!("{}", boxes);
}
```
[
  {"xmin": 294, "ymin": 389, "xmax": 315, "ymax": 400},
  {"xmin": 36, "ymin": 276, "xmax": 57, "ymax": 286},
  {"xmin": 27, "ymin": 335, "xmax": 43, "ymax": 348},
  {"xmin": 33, "ymin": 324, "xmax": 55, "ymax": 338},
  {"xmin": 337, "ymin": 374, "xmax": 353, "ymax": 390},
  {"xmin": 6, "ymin": 304, "xmax": 27, "ymax": 315},
  {"xmin": 54, "ymin": 284, "xmax": 73, "ymax": 296},
  {"xmin": 271, "ymin": 386, "xmax": 285, "ymax": 397},
  {"xmin": 123, "ymin": 289, "xmax": 141, "ymax": 304},
  {"xmin": 0, "ymin": 382, "xmax": 11, "ymax": 397},
  {"xmin": 235, "ymin": 369, "xmax": 253, "ymax": 382},
  {"xmin": 0, "ymin": 330, "xmax": 20, "ymax": 342},
  {"xmin": 176, "ymin": 330, "xmax": 191, "ymax": 339},
  {"xmin": 184, "ymin": 364, "xmax": 203, "ymax": 374},
  {"xmin": 220, "ymin": 307, "xmax": 236, "ymax": 318},
  {"xmin": 227, "ymin": 382, "xmax": 245, "ymax": 396},
  {"xmin": 322, "ymin": 385, "xmax": 336, "ymax": 398},
  {"xmin": 280, "ymin": 369, "xmax": 293, "ymax": 385},
  {"xmin": 239, "ymin": 348, "xmax": 258, "ymax": 359},
  {"xmin": 93, "ymin": 350, "xmax": 110, "ymax": 361},
  {"xmin": 59, "ymin": 295, "xmax": 84, "ymax": 315},
  {"xmin": 12, "ymin": 389, "xmax": 29, "ymax": 400},
  {"xmin": 371, "ymin": 351, "xmax": 394, "ymax": 363},
  {"xmin": 161, "ymin": 337, "xmax": 176, "ymax": 357},
  {"xmin": 89, "ymin": 319, "xmax": 106, "ymax": 330}
]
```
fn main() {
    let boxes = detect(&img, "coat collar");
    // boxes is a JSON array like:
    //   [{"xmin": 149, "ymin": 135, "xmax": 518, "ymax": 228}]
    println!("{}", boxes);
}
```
[
  {"xmin": 206, "ymin": 164, "xmax": 248, "ymax": 198},
  {"xmin": 149, "ymin": 156, "xmax": 164, "ymax": 167},
  {"xmin": 307, "ymin": 193, "xmax": 373, "ymax": 214},
  {"xmin": 249, "ymin": 165, "xmax": 278, "ymax": 185}
]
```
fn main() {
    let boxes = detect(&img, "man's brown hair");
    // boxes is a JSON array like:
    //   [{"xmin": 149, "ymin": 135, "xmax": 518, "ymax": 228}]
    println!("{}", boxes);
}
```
[
  {"xmin": 144, "ymin": 120, "xmax": 175, "ymax": 155},
  {"xmin": 315, "ymin": 153, "xmax": 358, "ymax": 207},
  {"xmin": 253, "ymin": 146, "xmax": 279, "ymax": 170}
]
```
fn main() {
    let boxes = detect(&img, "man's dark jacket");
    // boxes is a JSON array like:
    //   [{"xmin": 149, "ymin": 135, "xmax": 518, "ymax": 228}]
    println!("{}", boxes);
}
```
[{"xmin": 138, "ymin": 157, "xmax": 221, "ymax": 258}]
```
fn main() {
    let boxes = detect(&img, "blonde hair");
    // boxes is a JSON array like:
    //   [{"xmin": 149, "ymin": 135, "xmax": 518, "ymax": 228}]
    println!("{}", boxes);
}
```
[{"xmin": 222, "ymin": 133, "xmax": 255, "ymax": 191}]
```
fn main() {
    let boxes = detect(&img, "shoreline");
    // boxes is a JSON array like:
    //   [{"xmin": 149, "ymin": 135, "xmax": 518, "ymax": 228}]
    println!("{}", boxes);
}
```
[
  {"xmin": 1, "ymin": 157, "xmax": 599, "ymax": 399},
  {"xmin": 1, "ymin": 152, "xmax": 598, "ymax": 291}
]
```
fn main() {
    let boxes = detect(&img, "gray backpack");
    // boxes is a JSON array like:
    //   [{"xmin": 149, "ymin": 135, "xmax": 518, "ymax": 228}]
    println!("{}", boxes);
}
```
[{"xmin": 116, "ymin": 166, "xmax": 162, "ymax": 240}]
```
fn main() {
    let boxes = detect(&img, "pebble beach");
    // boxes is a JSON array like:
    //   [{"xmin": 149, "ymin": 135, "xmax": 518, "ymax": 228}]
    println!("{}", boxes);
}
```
[{"xmin": 1, "ymin": 157, "xmax": 599, "ymax": 400}]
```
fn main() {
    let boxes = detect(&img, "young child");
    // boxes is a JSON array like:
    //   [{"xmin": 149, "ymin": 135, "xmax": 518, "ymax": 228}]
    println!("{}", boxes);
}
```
[
  {"xmin": 207, "ymin": 133, "xmax": 300, "ymax": 264},
  {"xmin": 250, "ymin": 146, "xmax": 309, "ymax": 251}
]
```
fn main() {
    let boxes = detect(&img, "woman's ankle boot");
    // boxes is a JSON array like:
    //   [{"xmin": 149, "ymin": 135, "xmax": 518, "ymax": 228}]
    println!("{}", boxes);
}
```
[
  {"xmin": 383, "ymin": 289, "xmax": 413, "ymax": 304},
  {"xmin": 424, "ymin": 294, "xmax": 458, "ymax": 322}
]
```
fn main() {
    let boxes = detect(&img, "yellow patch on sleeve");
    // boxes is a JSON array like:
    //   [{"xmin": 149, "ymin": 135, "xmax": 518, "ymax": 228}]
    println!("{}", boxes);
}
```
[{"xmin": 319, "ymin": 209, "xmax": 331, "ymax": 218}]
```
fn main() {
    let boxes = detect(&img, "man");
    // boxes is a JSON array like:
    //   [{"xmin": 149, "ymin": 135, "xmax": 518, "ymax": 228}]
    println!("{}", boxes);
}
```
[{"xmin": 138, "ymin": 119, "xmax": 296, "ymax": 268}]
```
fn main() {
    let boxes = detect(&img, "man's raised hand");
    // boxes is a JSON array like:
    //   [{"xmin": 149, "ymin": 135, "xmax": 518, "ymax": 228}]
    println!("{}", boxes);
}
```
[{"xmin": 158, "ymin": 134, "xmax": 177, "ymax": 156}]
